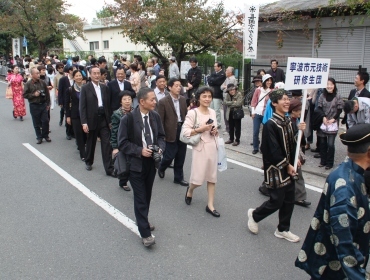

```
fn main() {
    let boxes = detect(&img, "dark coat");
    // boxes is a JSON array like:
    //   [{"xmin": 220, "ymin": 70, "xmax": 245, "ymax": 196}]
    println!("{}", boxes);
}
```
[
  {"xmin": 207, "ymin": 70, "xmax": 226, "ymax": 99},
  {"xmin": 117, "ymin": 107, "xmax": 166, "ymax": 172},
  {"xmin": 266, "ymin": 67, "xmax": 285, "ymax": 83},
  {"xmin": 79, "ymin": 82, "xmax": 112, "ymax": 130},
  {"xmin": 108, "ymin": 79, "xmax": 135, "ymax": 111},
  {"xmin": 65, "ymin": 86, "xmax": 81, "ymax": 119},
  {"xmin": 58, "ymin": 76, "xmax": 72, "ymax": 106},
  {"xmin": 157, "ymin": 94, "xmax": 187, "ymax": 142}
]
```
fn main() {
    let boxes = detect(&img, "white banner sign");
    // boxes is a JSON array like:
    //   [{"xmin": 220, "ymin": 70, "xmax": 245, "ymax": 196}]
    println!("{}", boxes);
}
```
[
  {"xmin": 285, "ymin": 57, "xmax": 331, "ymax": 90},
  {"xmin": 244, "ymin": 4, "xmax": 259, "ymax": 59},
  {"xmin": 12, "ymin": 38, "xmax": 21, "ymax": 58}
]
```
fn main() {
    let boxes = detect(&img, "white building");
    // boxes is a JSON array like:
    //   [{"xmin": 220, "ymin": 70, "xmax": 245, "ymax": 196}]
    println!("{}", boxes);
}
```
[{"xmin": 63, "ymin": 18, "xmax": 165, "ymax": 61}]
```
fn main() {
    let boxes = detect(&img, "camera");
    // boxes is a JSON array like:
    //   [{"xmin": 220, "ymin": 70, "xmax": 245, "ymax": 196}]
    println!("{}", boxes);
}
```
[
  {"xmin": 148, "ymin": 145, "xmax": 162, "ymax": 168},
  {"xmin": 206, "ymin": 118, "xmax": 214, "ymax": 125},
  {"xmin": 39, "ymin": 89, "xmax": 45, "ymax": 97}
]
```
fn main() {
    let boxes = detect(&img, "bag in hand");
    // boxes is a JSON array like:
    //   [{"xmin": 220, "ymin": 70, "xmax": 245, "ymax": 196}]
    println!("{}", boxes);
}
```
[
  {"xmin": 320, "ymin": 122, "xmax": 338, "ymax": 134},
  {"xmin": 232, "ymin": 108, "xmax": 244, "ymax": 119},
  {"xmin": 5, "ymin": 87, "xmax": 13, "ymax": 99},
  {"xmin": 217, "ymin": 137, "xmax": 227, "ymax": 172},
  {"xmin": 180, "ymin": 109, "xmax": 201, "ymax": 146}
]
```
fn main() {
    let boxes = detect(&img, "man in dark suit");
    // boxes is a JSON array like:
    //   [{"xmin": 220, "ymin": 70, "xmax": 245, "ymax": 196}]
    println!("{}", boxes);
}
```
[
  {"xmin": 108, "ymin": 67, "xmax": 135, "ymax": 111},
  {"xmin": 157, "ymin": 78, "xmax": 188, "ymax": 186},
  {"xmin": 118, "ymin": 87, "xmax": 165, "ymax": 247},
  {"xmin": 186, "ymin": 57, "xmax": 202, "ymax": 102},
  {"xmin": 58, "ymin": 66, "xmax": 75, "ymax": 140},
  {"xmin": 79, "ymin": 66, "xmax": 114, "ymax": 176},
  {"xmin": 266, "ymin": 59, "xmax": 285, "ymax": 83},
  {"xmin": 207, "ymin": 61, "xmax": 226, "ymax": 128},
  {"xmin": 343, "ymin": 71, "xmax": 370, "ymax": 127}
]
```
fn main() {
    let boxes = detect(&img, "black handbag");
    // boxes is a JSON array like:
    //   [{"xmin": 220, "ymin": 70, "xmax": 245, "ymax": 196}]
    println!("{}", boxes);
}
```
[
  {"xmin": 114, "ymin": 151, "xmax": 130, "ymax": 176},
  {"xmin": 232, "ymin": 108, "xmax": 245, "ymax": 119}
]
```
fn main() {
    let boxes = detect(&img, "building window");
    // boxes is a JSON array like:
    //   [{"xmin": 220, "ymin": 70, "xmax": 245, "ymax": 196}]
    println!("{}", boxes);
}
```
[
  {"xmin": 103, "ymin": 40, "xmax": 109, "ymax": 50},
  {"xmin": 89, "ymin": 41, "xmax": 99, "ymax": 50}
]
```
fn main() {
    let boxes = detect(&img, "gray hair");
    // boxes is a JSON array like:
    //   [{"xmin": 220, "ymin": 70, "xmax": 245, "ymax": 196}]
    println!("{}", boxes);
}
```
[
  {"xmin": 227, "ymin": 66, "xmax": 234, "ymax": 74},
  {"xmin": 137, "ymin": 87, "xmax": 154, "ymax": 102}
]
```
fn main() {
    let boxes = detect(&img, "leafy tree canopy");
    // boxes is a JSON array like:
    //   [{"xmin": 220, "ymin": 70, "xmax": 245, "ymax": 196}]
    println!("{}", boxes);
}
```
[
  {"xmin": 108, "ymin": 0, "xmax": 242, "ymax": 63},
  {"xmin": 96, "ymin": 7, "xmax": 113, "ymax": 19},
  {"xmin": 0, "ymin": 0, "xmax": 84, "ymax": 57}
]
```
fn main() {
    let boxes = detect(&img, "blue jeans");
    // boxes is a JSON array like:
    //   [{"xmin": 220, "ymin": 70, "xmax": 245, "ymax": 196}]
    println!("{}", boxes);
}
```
[
  {"xmin": 319, "ymin": 133, "xmax": 337, "ymax": 167},
  {"xmin": 253, "ymin": 114, "xmax": 263, "ymax": 151}
]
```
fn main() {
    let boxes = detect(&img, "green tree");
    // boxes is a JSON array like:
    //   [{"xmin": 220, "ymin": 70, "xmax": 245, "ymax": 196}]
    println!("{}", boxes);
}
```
[
  {"xmin": 108, "ymin": 0, "xmax": 242, "ymax": 65},
  {"xmin": 96, "ymin": 7, "xmax": 113, "ymax": 19},
  {"xmin": 0, "ymin": 0, "xmax": 84, "ymax": 58}
]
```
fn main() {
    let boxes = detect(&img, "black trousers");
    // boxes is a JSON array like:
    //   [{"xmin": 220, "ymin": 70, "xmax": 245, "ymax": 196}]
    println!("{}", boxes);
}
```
[
  {"xmin": 129, "ymin": 157, "xmax": 156, "ymax": 238},
  {"xmin": 71, "ymin": 117, "xmax": 86, "ymax": 159},
  {"xmin": 228, "ymin": 111, "xmax": 241, "ymax": 142},
  {"xmin": 29, "ymin": 103, "xmax": 49, "ymax": 140},
  {"xmin": 253, "ymin": 182, "xmax": 295, "ymax": 232},
  {"xmin": 85, "ymin": 116, "xmax": 113, "ymax": 174},
  {"xmin": 60, "ymin": 106, "xmax": 64, "ymax": 122},
  {"xmin": 159, "ymin": 125, "xmax": 187, "ymax": 182}
]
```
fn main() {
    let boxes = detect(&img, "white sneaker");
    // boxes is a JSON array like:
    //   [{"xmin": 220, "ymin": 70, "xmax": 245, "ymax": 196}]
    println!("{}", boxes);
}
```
[
  {"xmin": 248, "ymin": 208, "xmax": 258, "ymax": 234},
  {"xmin": 274, "ymin": 229, "xmax": 300, "ymax": 243}
]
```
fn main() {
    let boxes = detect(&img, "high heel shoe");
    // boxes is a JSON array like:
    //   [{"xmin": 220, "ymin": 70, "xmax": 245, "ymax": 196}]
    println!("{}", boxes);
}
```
[
  {"xmin": 185, "ymin": 187, "xmax": 192, "ymax": 205},
  {"xmin": 206, "ymin": 205, "xmax": 220, "ymax": 217}
]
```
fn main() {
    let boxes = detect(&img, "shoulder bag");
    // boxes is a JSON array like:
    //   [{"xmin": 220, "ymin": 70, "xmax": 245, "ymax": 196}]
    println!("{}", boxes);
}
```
[
  {"xmin": 114, "ymin": 113, "xmax": 133, "ymax": 176},
  {"xmin": 5, "ymin": 86, "xmax": 13, "ymax": 99},
  {"xmin": 233, "ymin": 108, "xmax": 244, "ymax": 119},
  {"xmin": 180, "ymin": 109, "xmax": 201, "ymax": 146}
]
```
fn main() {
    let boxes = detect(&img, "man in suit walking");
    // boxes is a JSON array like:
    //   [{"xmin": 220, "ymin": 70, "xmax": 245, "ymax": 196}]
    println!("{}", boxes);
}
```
[
  {"xmin": 79, "ymin": 67, "xmax": 114, "ymax": 176},
  {"xmin": 108, "ymin": 67, "xmax": 135, "ymax": 111},
  {"xmin": 118, "ymin": 87, "xmax": 166, "ymax": 247},
  {"xmin": 157, "ymin": 78, "xmax": 189, "ymax": 186},
  {"xmin": 58, "ymin": 66, "xmax": 75, "ymax": 140}
]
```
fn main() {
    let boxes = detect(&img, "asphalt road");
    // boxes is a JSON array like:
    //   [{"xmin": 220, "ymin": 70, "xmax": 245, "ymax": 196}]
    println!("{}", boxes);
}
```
[{"xmin": 0, "ymin": 81, "xmax": 324, "ymax": 279}]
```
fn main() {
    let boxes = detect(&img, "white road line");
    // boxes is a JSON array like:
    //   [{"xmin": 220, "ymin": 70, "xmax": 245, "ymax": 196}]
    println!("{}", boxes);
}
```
[
  {"xmin": 188, "ymin": 145, "xmax": 323, "ymax": 193},
  {"xmin": 22, "ymin": 143, "xmax": 141, "ymax": 237}
]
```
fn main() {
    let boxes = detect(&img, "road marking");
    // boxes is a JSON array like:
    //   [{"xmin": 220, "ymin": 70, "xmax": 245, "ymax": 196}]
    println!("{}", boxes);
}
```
[
  {"xmin": 188, "ymin": 145, "xmax": 323, "ymax": 193},
  {"xmin": 23, "ymin": 143, "xmax": 141, "ymax": 237}
]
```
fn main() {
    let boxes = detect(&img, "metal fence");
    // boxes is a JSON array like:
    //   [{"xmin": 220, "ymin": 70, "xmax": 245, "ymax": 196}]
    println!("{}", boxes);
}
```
[{"xmin": 245, "ymin": 63, "xmax": 367, "ymax": 98}]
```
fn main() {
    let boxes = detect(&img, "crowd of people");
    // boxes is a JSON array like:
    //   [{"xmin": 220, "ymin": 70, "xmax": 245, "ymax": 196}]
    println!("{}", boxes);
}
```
[{"xmin": 4, "ymin": 53, "xmax": 370, "ymax": 278}]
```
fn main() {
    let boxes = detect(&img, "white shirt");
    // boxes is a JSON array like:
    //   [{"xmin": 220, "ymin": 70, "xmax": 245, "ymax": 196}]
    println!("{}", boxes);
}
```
[
  {"xmin": 141, "ymin": 112, "xmax": 153, "ymax": 148},
  {"xmin": 170, "ymin": 94, "xmax": 182, "ymax": 122},
  {"xmin": 253, "ymin": 88, "xmax": 270, "ymax": 115},
  {"xmin": 68, "ymin": 76, "xmax": 74, "ymax": 86},
  {"xmin": 154, "ymin": 87, "xmax": 166, "ymax": 101},
  {"xmin": 117, "ymin": 79, "xmax": 124, "ymax": 91},
  {"xmin": 93, "ymin": 82, "xmax": 103, "ymax": 107}
]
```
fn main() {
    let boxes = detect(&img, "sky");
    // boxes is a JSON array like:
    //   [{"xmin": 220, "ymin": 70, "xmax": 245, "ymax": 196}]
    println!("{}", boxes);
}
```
[{"xmin": 66, "ymin": 0, "xmax": 279, "ymax": 23}]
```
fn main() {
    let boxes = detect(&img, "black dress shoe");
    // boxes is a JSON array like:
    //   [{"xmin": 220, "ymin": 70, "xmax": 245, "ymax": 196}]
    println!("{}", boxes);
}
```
[
  {"xmin": 185, "ymin": 187, "xmax": 192, "ymax": 205},
  {"xmin": 59, "ymin": 120, "xmax": 63, "ymax": 126},
  {"xmin": 174, "ymin": 179, "xmax": 189, "ymax": 186},
  {"xmin": 252, "ymin": 150, "xmax": 258, "ymax": 154},
  {"xmin": 36, "ymin": 139, "xmax": 42, "ymax": 144},
  {"xmin": 206, "ymin": 205, "xmax": 220, "ymax": 217},
  {"xmin": 44, "ymin": 137, "xmax": 51, "ymax": 142},
  {"xmin": 311, "ymin": 148, "xmax": 320, "ymax": 153},
  {"xmin": 66, "ymin": 135, "xmax": 72, "ymax": 140},
  {"xmin": 325, "ymin": 166, "xmax": 333, "ymax": 170},
  {"xmin": 107, "ymin": 171, "xmax": 117, "ymax": 178},
  {"xmin": 295, "ymin": 200, "xmax": 311, "ymax": 207},
  {"xmin": 158, "ymin": 169, "xmax": 165, "ymax": 178},
  {"xmin": 314, "ymin": 154, "xmax": 321, "ymax": 158},
  {"xmin": 85, "ymin": 164, "xmax": 92, "ymax": 171}
]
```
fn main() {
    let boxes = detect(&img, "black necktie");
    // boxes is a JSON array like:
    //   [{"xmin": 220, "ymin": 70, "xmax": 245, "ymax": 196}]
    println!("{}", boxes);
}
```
[{"xmin": 144, "ymin": 116, "xmax": 153, "ymax": 146}]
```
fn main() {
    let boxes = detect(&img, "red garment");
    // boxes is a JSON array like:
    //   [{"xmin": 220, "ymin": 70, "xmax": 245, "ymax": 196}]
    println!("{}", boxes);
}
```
[{"xmin": 9, "ymin": 74, "xmax": 26, "ymax": 117}]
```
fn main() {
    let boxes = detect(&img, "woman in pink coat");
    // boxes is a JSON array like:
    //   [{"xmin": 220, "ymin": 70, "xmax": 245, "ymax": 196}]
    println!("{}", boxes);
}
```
[{"xmin": 182, "ymin": 86, "xmax": 220, "ymax": 217}]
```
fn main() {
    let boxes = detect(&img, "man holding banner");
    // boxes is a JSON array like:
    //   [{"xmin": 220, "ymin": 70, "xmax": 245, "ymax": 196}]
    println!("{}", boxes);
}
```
[{"xmin": 248, "ymin": 89, "xmax": 305, "ymax": 243}]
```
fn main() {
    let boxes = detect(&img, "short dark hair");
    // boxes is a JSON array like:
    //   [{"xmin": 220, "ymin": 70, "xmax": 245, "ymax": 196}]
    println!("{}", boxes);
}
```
[
  {"xmin": 72, "ymin": 69, "xmax": 83, "ymax": 78},
  {"xmin": 98, "ymin": 57, "xmax": 107, "ymax": 64},
  {"xmin": 189, "ymin": 57, "xmax": 198, "ymax": 63},
  {"xmin": 100, "ymin": 68, "xmax": 107, "ymax": 75},
  {"xmin": 257, "ymin": 69, "xmax": 266, "ymax": 75},
  {"xmin": 129, "ymin": 63, "xmax": 138, "ymax": 71},
  {"xmin": 358, "ymin": 71, "xmax": 369, "ymax": 86},
  {"xmin": 72, "ymin": 56, "xmax": 79, "ymax": 63},
  {"xmin": 118, "ymin": 90, "xmax": 133, "ymax": 101},
  {"xmin": 215, "ymin": 61, "xmax": 223, "ymax": 68},
  {"xmin": 67, "ymin": 66, "xmax": 74, "ymax": 73},
  {"xmin": 37, "ymin": 65, "xmax": 46, "ymax": 71},
  {"xmin": 135, "ymin": 55, "xmax": 142, "ymax": 62},
  {"xmin": 137, "ymin": 87, "xmax": 154, "ymax": 102},
  {"xmin": 116, "ymin": 66, "xmax": 126, "ymax": 73},
  {"xmin": 156, "ymin": 75, "xmax": 166, "ymax": 81},
  {"xmin": 168, "ymin": 78, "xmax": 180, "ymax": 88},
  {"xmin": 195, "ymin": 86, "xmax": 214, "ymax": 101},
  {"xmin": 271, "ymin": 59, "xmax": 278, "ymax": 65},
  {"xmin": 90, "ymin": 58, "xmax": 97, "ymax": 65},
  {"xmin": 343, "ymin": 100, "xmax": 356, "ymax": 114},
  {"xmin": 56, "ymin": 63, "xmax": 64, "ymax": 69}
]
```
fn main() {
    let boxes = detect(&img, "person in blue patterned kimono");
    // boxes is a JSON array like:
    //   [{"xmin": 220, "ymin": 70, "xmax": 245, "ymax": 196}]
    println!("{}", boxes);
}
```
[{"xmin": 295, "ymin": 123, "xmax": 370, "ymax": 280}]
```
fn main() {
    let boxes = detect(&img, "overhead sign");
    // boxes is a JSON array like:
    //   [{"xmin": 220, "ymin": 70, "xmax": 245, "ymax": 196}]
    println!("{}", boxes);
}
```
[
  {"xmin": 285, "ymin": 57, "xmax": 331, "ymax": 90},
  {"xmin": 244, "ymin": 4, "xmax": 259, "ymax": 59}
]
